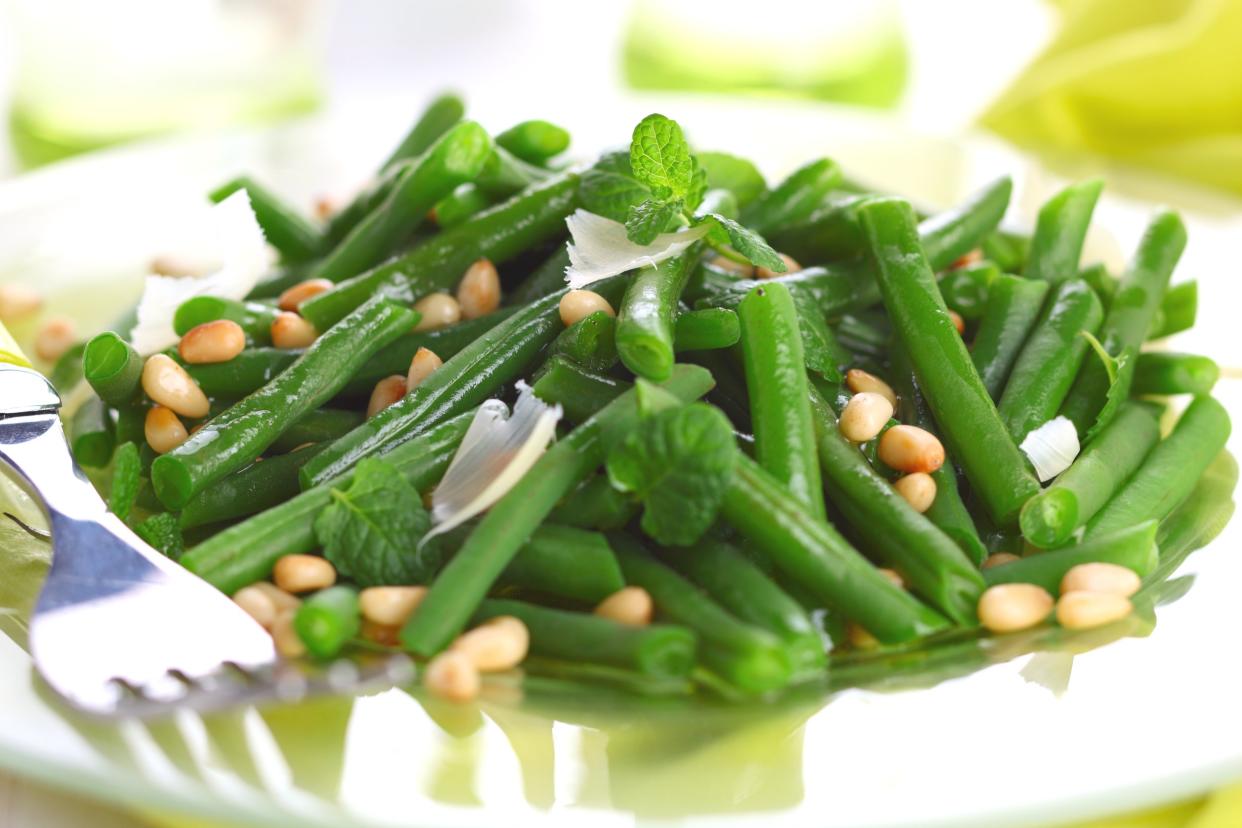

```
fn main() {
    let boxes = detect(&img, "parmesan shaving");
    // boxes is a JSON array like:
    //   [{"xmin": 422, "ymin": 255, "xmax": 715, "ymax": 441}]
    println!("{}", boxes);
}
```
[
  {"xmin": 564, "ymin": 209, "xmax": 708, "ymax": 288},
  {"xmin": 1020, "ymin": 416, "xmax": 1080, "ymax": 482}
]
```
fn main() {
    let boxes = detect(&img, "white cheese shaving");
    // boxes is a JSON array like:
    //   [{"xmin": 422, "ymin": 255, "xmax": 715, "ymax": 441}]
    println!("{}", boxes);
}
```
[
  {"xmin": 129, "ymin": 190, "xmax": 271, "ymax": 354},
  {"xmin": 1020, "ymin": 416, "xmax": 1080, "ymax": 482},
  {"xmin": 426, "ymin": 383, "xmax": 562, "ymax": 541},
  {"xmin": 564, "ymin": 209, "xmax": 709, "ymax": 288}
]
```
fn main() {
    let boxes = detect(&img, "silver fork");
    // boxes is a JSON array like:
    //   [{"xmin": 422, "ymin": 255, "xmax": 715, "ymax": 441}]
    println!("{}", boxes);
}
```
[{"xmin": 0, "ymin": 364, "xmax": 414, "ymax": 718}]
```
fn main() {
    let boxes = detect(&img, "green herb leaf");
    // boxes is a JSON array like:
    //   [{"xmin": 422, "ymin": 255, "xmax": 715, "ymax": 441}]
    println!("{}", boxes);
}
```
[
  {"xmin": 693, "ymin": 213, "xmax": 786, "ymax": 272},
  {"xmin": 1081, "ymin": 332, "xmax": 1136, "ymax": 444},
  {"xmin": 696, "ymin": 152, "xmax": 766, "ymax": 207},
  {"xmin": 107, "ymin": 441, "xmax": 142, "ymax": 523},
  {"xmin": 135, "ymin": 513, "xmax": 183, "ymax": 561},
  {"xmin": 625, "ymin": 198, "xmax": 683, "ymax": 245},
  {"xmin": 630, "ymin": 114, "xmax": 694, "ymax": 200},
  {"xmin": 314, "ymin": 459, "xmax": 440, "ymax": 586},
  {"xmin": 685, "ymin": 158, "xmax": 708, "ymax": 213},
  {"xmin": 580, "ymin": 168, "xmax": 652, "ymax": 223},
  {"xmin": 606, "ymin": 403, "xmax": 737, "ymax": 546}
]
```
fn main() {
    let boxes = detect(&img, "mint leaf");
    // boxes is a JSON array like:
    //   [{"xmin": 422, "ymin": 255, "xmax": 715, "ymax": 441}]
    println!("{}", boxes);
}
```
[
  {"xmin": 1081, "ymin": 332, "xmax": 1136, "ymax": 443},
  {"xmin": 630, "ymin": 114, "xmax": 694, "ymax": 200},
  {"xmin": 314, "ymin": 459, "xmax": 440, "ymax": 586},
  {"xmin": 696, "ymin": 152, "xmax": 766, "ymax": 207},
  {"xmin": 626, "ymin": 198, "xmax": 682, "ymax": 245},
  {"xmin": 694, "ymin": 213, "xmax": 786, "ymax": 272},
  {"xmin": 685, "ymin": 158, "xmax": 708, "ymax": 213},
  {"xmin": 107, "ymin": 441, "xmax": 142, "ymax": 523},
  {"xmin": 135, "ymin": 513, "xmax": 183, "ymax": 561},
  {"xmin": 606, "ymin": 403, "xmax": 736, "ymax": 546},
  {"xmin": 580, "ymin": 168, "xmax": 652, "ymax": 223}
]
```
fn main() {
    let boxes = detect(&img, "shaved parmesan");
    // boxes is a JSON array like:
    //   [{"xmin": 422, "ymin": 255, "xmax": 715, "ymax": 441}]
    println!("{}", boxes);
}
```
[
  {"xmin": 1020, "ymin": 416, "xmax": 1080, "ymax": 482},
  {"xmin": 564, "ymin": 209, "xmax": 708, "ymax": 288},
  {"xmin": 130, "ymin": 190, "xmax": 271, "ymax": 354},
  {"xmin": 426, "ymin": 384, "xmax": 562, "ymax": 541}
]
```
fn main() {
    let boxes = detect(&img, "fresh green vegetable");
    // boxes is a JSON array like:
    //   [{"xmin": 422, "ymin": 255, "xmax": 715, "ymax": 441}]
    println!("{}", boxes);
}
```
[
  {"xmin": 107, "ymin": 441, "xmax": 142, "ymax": 522},
  {"xmin": 82, "ymin": 332, "xmax": 142, "ymax": 406},
  {"xmin": 548, "ymin": 310, "xmax": 618, "ymax": 373},
  {"xmin": 970, "ymin": 274, "xmax": 1050, "ymax": 400},
  {"xmin": 509, "ymin": 247, "xmax": 571, "ymax": 306},
  {"xmin": 741, "ymin": 158, "xmax": 842, "ymax": 235},
  {"xmin": 1023, "ymin": 179, "xmax": 1104, "ymax": 284},
  {"xmin": 380, "ymin": 92, "xmax": 466, "ymax": 172},
  {"xmin": 695, "ymin": 151, "xmax": 766, "ymax": 207},
  {"xmin": 68, "ymin": 395, "xmax": 115, "ymax": 468},
  {"xmin": 498, "ymin": 524, "xmax": 624, "ymax": 603},
  {"xmin": 673, "ymin": 307, "xmax": 740, "ymax": 352},
  {"xmin": 209, "ymin": 176, "xmax": 322, "ymax": 263},
  {"xmin": 1133, "ymin": 352, "xmax": 1219, "ymax": 396},
  {"xmin": 495, "ymin": 119, "xmax": 571, "ymax": 164},
  {"xmin": 616, "ymin": 253, "xmax": 694, "ymax": 380},
  {"xmin": 135, "ymin": 512, "xmax": 184, "ymax": 561},
  {"xmin": 432, "ymin": 183, "xmax": 491, "ymax": 229},
  {"xmin": 294, "ymin": 586, "xmax": 361, "ymax": 659},
  {"xmin": 172, "ymin": 296, "xmax": 279, "ymax": 345},
  {"xmin": 549, "ymin": 475, "xmax": 639, "ymax": 531},
  {"xmin": 986, "ymin": 521, "xmax": 1158, "ymax": 594},
  {"xmin": 532, "ymin": 356, "xmax": 630, "ymax": 424},
  {"xmin": 939, "ymin": 260, "xmax": 999, "ymax": 321},
  {"xmin": 179, "ymin": 445, "xmax": 323, "ymax": 530},
  {"xmin": 266, "ymin": 409, "xmax": 364, "ymax": 454},
  {"xmin": 1148, "ymin": 280, "xmax": 1197, "ymax": 340},
  {"xmin": 767, "ymin": 193, "xmax": 871, "ymax": 263}
]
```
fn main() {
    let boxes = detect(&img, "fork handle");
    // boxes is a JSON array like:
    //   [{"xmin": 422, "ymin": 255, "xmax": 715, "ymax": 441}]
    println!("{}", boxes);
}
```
[{"xmin": 0, "ymin": 413, "xmax": 109, "ymax": 522}]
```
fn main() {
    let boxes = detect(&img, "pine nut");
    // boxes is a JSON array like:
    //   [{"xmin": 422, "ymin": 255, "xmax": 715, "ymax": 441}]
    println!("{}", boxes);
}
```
[
  {"xmin": 451, "ymin": 616, "xmax": 530, "ymax": 672},
  {"xmin": 878, "ymin": 425, "xmax": 945, "ymax": 474},
  {"xmin": 838, "ymin": 392, "xmax": 894, "ymax": 443},
  {"xmin": 1059, "ymin": 563, "xmax": 1141, "ymax": 598},
  {"xmin": 360, "ymin": 620, "xmax": 401, "ymax": 647},
  {"xmin": 952, "ymin": 249, "xmax": 982, "ymax": 269},
  {"xmin": 278, "ymin": 278, "xmax": 335, "ymax": 312},
  {"xmin": 251, "ymin": 581, "xmax": 301, "ymax": 612},
  {"xmin": 406, "ymin": 347, "xmax": 442, "ymax": 390},
  {"xmin": 313, "ymin": 195, "xmax": 339, "ymax": 221},
  {"xmin": 756, "ymin": 253, "xmax": 801, "ymax": 280},
  {"xmin": 847, "ymin": 623, "xmax": 879, "ymax": 649},
  {"xmin": 271, "ymin": 608, "xmax": 307, "ymax": 658},
  {"xmin": 413, "ymin": 293, "xmax": 462, "ymax": 332},
  {"xmin": 272, "ymin": 554, "xmax": 336, "ymax": 593},
  {"xmin": 1056, "ymin": 591, "xmax": 1132, "ymax": 629},
  {"xmin": 178, "ymin": 319, "xmax": 245, "ymax": 364},
  {"xmin": 149, "ymin": 255, "xmax": 209, "ymax": 277},
  {"xmin": 367, "ymin": 374, "xmax": 407, "ymax": 418},
  {"xmin": 978, "ymin": 583, "xmax": 1054, "ymax": 633},
  {"xmin": 424, "ymin": 650, "xmax": 481, "ymax": 702},
  {"xmin": 0, "ymin": 283, "xmax": 42, "ymax": 322},
  {"xmin": 233, "ymin": 584, "xmax": 278, "ymax": 628},
  {"xmin": 948, "ymin": 309, "xmax": 965, "ymax": 335},
  {"xmin": 359, "ymin": 585, "xmax": 427, "ymax": 627},
  {"xmin": 894, "ymin": 472, "xmax": 937, "ymax": 513},
  {"xmin": 34, "ymin": 317, "xmax": 76, "ymax": 362},
  {"xmin": 145, "ymin": 405, "xmax": 189, "ymax": 454},
  {"xmin": 709, "ymin": 255, "xmax": 755, "ymax": 278},
  {"xmin": 456, "ymin": 258, "xmax": 501, "ymax": 320},
  {"xmin": 270, "ymin": 312, "xmax": 318, "ymax": 348},
  {"xmin": 845, "ymin": 368, "xmax": 898, "ymax": 408},
  {"xmin": 141, "ymin": 354, "xmax": 210, "ymax": 418},
  {"xmin": 982, "ymin": 552, "xmax": 1021, "ymax": 570},
  {"xmin": 594, "ymin": 586, "xmax": 653, "ymax": 626},
  {"xmin": 559, "ymin": 290, "xmax": 615, "ymax": 327},
  {"xmin": 877, "ymin": 568, "xmax": 905, "ymax": 589}
]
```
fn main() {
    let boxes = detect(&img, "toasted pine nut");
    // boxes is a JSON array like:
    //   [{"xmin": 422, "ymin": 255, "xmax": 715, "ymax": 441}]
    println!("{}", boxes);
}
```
[
  {"xmin": 424, "ymin": 650, "xmax": 481, "ymax": 702},
  {"xmin": 271, "ymin": 608, "xmax": 307, "ymax": 658},
  {"xmin": 594, "ymin": 586, "xmax": 653, "ymax": 626},
  {"xmin": 141, "ymin": 354, "xmax": 210, "ymax": 418},
  {"xmin": 1059, "ymin": 563, "xmax": 1141, "ymax": 597},
  {"xmin": 838, "ymin": 392, "xmax": 894, "ymax": 443},
  {"xmin": 978, "ymin": 583, "xmax": 1054, "ymax": 633},
  {"xmin": 452, "ymin": 616, "xmax": 530, "ymax": 672},
  {"xmin": 360, "ymin": 620, "xmax": 401, "ymax": 647},
  {"xmin": 34, "ymin": 316, "xmax": 76, "ymax": 363},
  {"xmin": 948, "ymin": 309, "xmax": 965, "ymax": 335},
  {"xmin": 406, "ymin": 347, "xmax": 442, "ymax": 390},
  {"xmin": 178, "ymin": 319, "xmax": 245, "ymax": 364},
  {"xmin": 877, "ymin": 568, "xmax": 905, "ymax": 589},
  {"xmin": 894, "ymin": 472, "xmax": 937, "ymax": 513},
  {"xmin": 367, "ymin": 374, "xmax": 407, "ymax": 418},
  {"xmin": 878, "ymin": 425, "xmax": 945, "ymax": 474},
  {"xmin": 272, "ymin": 554, "xmax": 336, "ymax": 593},
  {"xmin": 982, "ymin": 552, "xmax": 1021, "ymax": 570},
  {"xmin": 313, "ymin": 195, "xmax": 339, "ymax": 221},
  {"xmin": 270, "ymin": 311, "xmax": 318, "ymax": 348},
  {"xmin": 0, "ymin": 283, "xmax": 42, "ymax": 322},
  {"xmin": 250, "ymin": 581, "xmax": 301, "ymax": 612},
  {"xmin": 456, "ymin": 258, "xmax": 501, "ymax": 320},
  {"xmin": 709, "ymin": 255, "xmax": 755, "ymax": 278},
  {"xmin": 845, "ymin": 368, "xmax": 898, "ymax": 408},
  {"xmin": 1056, "ymin": 591, "xmax": 1132, "ymax": 629},
  {"xmin": 847, "ymin": 623, "xmax": 879, "ymax": 649},
  {"xmin": 413, "ymin": 293, "xmax": 462, "ymax": 332},
  {"xmin": 559, "ymin": 290, "xmax": 614, "ymax": 327},
  {"xmin": 952, "ymin": 249, "xmax": 982, "ymax": 269},
  {"xmin": 359, "ymin": 585, "xmax": 427, "ymax": 627},
  {"xmin": 145, "ymin": 405, "xmax": 189, "ymax": 454},
  {"xmin": 756, "ymin": 253, "xmax": 801, "ymax": 280},
  {"xmin": 278, "ymin": 278, "xmax": 334, "ymax": 312},
  {"xmin": 233, "ymin": 584, "xmax": 278, "ymax": 629},
  {"xmin": 150, "ymin": 255, "xmax": 209, "ymax": 277}
]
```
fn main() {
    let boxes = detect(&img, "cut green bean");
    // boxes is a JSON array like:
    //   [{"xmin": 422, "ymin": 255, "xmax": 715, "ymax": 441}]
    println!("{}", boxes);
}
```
[
  {"xmin": 432, "ymin": 183, "xmax": 491, "ymax": 229},
  {"xmin": 295, "ymin": 586, "xmax": 360, "ymax": 659},
  {"xmin": 939, "ymin": 260, "xmax": 999, "ymax": 321},
  {"xmin": 183, "ymin": 348, "xmax": 298, "ymax": 399},
  {"xmin": 741, "ymin": 158, "xmax": 841, "ymax": 235},
  {"xmin": 209, "ymin": 176, "xmax": 322, "ymax": 263},
  {"xmin": 380, "ymin": 92, "xmax": 466, "ymax": 172},
  {"xmin": 1133, "ymin": 352, "xmax": 1219, "ymax": 396},
  {"xmin": 179, "ymin": 444, "xmax": 325, "ymax": 530},
  {"xmin": 1148, "ymin": 281, "xmax": 1197, "ymax": 340},
  {"xmin": 1024, "ymin": 179, "xmax": 1104, "ymax": 284},
  {"xmin": 984, "ymin": 521, "xmax": 1158, "ymax": 593},
  {"xmin": 549, "ymin": 475, "xmax": 638, "ymax": 531},
  {"xmin": 532, "ymin": 356, "xmax": 630, "ymax": 424},
  {"xmin": 548, "ymin": 310, "xmax": 618, "ymax": 373},
  {"xmin": 173, "ymin": 296, "xmax": 279, "ymax": 344},
  {"xmin": 673, "ymin": 307, "xmax": 740, "ymax": 352},
  {"xmin": 970, "ymin": 274, "xmax": 1050, "ymax": 400},
  {"xmin": 82, "ymin": 332, "xmax": 142, "ymax": 406},
  {"xmin": 495, "ymin": 120, "xmax": 570, "ymax": 165},
  {"xmin": 69, "ymin": 395, "xmax": 115, "ymax": 468},
  {"xmin": 509, "ymin": 246, "xmax": 571, "ymax": 306},
  {"xmin": 497, "ymin": 523, "xmax": 624, "ymax": 603},
  {"xmin": 616, "ymin": 253, "xmax": 694, "ymax": 381},
  {"xmin": 475, "ymin": 146, "xmax": 553, "ymax": 198},
  {"xmin": 767, "ymin": 193, "xmax": 871, "ymax": 263},
  {"xmin": 266, "ymin": 408, "xmax": 364, "ymax": 454}
]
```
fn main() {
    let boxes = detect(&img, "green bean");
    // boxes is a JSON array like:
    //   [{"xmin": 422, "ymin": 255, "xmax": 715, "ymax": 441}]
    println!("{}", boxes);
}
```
[
  {"xmin": 1086, "ymin": 395, "xmax": 1231, "ymax": 539},
  {"xmin": 113, "ymin": 402, "xmax": 147, "ymax": 449},
  {"xmin": 549, "ymin": 475, "xmax": 638, "ymax": 531},
  {"xmin": 980, "ymin": 229, "xmax": 1029, "ymax": 273},
  {"xmin": 69, "ymin": 395, "xmax": 115, "ymax": 468},
  {"xmin": 475, "ymin": 146, "xmax": 552, "ymax": 198},
  {"xmin": 399, "ymin": 365, "xmax": 714, "ymax": 656},
  {"xmin": 321, "ymin": 166, "xmax": 405, "ymax": 250},
  {"xmin": 107, "ymin": 441, "xmax": 142, "ymax": 521},
  {"xmin": 495, "ymin": 120, "xmax": 570, "ymax": 164},
  {"xmin": 916, "ymin": 177, "xmax": 1014, "ymax": 268},
  {"xmin": 380, "ymin": 92, "xmax": 466, "ymax": 172},
  {"xmin": 741, "ymin": 159, "xmax": 842, "ymax": 235},
  {"xmin": 808, "ymin": 387, "xmax": 985, "ymax": 623},
  {"xmin": 135, "ymin": 512, "xmax": 183, "ymax": 560},
  {"xmin": 984, "ymin": 521, "xmax": 1157, "ymax": 593},
  {"xmin": 303, "ymin": 279, "xmax": 623, "ymax": 487},
  {"xmin": 209, "ymin": 176, "xmax": 322, "ymax": 263},
  {"xmin": 1133, "ymin": 352, "xmax": 1219, "ymax": 396},
  {"xmin": 245, "ymin": 263, "xmax": 312, "ymax": 301},
  {"xmin": 738, "ymin": 282, "xmax": 825, "ymax": 519},
  {"xmin": 673, "ymin": 307, "xmax": 739, "ymax": 352},
  {"xmin": 789, "ymin": 286, "xmax": 849, "ymax": 381},
  {"xmin": 1144, "ymin": 450, "xmax": 1237, "ymax": 592},
  {"xmin": 173, "ymin": 296, "xmax": 278, "ymax": 344},
  {"xmin": 1024, "ymin": 179, "xmax": 1104, "ymax": 284},
  {"xmin": 179, "ymin": 444, "xmax": 324, "ymax": 530},
  {"xmin": 997, "ymin": 279, "xmax": 1104, "ymax": 443},
  {"xmin": 498, "ymin": 524, "xmax": 624, "ymax": 603},
  {"xmin": 266, "ymin": 409, "xmax": 364, "ymax": 454},
  {"xmin": 300, "ymin": 172, "xmax": 578, "ymax": 330},
  {"xmin": 315, "ymin": 121, "xmax": 493, "ymax": 283},
  {"xmin": 532, "ymin": 356, "xmax": 630, "ymax": 424},
  {"xmin": 181, "ymin": 412, "xmax": 472, "ymax": 593},
  {"xmin": 721, "ymin": 452, "xmax": 949, "ymax": 643},
  {"xmin": 294, "ymin": 586, "xmax": 360, "ymax": 659},
  {"xmin": 548, "ymin": 310, "xmax": 618, "ymax": 372},
  {"xmin": 432, "ymin": 183, "xmax": 491, "ymax": 229},
  {"xmin": 1061, "ymin": 211, "xmax": 1187, "ymax": 434},
  {"xmin": 1079, "ymin": 262, "xmax": 1116, "ymax": 307},
  {"xmin": 509, "ymin": 246, "xmax": 571, "ymax": 306},
  {"xmin": 970, "ymin": 274, "xmax": 1050, "ymax": 400},
  {"xmin": 861, "ymin": 197, "xmax": 1040, "ymax": 527},
  {"xmin": 473, "ymin": 598, "xmax": 697, "ymax": 678},
  {"xmin": 82, "ymin": 332, "xmax": 142, "ymax": 406},
  {"xmin": 611, "ymin": 538, "xmax": 794, "ymax": 693},
  {"xmin": 662, "ymin": 538, "xmax": 826, "ymax": 676},
  {"xmin": 1148, "ymin": 280, "xmax": 1197, "ymax": 340},
  {"xmin": 183, "ymin": 348, "xmax": 298, "ymax": 399},
  {"xmin": 939, "ymin": 260, "xmax": 999, "ymax": 321},
  {"xmin": 767, "ymin": 193, "xmax": 871, "ymax": 263},
  {"xmin": 152, "ymin": 297, "xmax": 416, "ymax": 508},
  {"xmin": 616, "ymin": 253, "xmax": 694, "ymax": 381}
]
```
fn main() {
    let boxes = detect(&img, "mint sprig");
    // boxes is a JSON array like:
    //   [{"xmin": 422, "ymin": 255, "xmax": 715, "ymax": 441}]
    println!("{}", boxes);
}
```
[{"xmin": 630, "ymin": 114, "xmax": 695, "ymax": 201}]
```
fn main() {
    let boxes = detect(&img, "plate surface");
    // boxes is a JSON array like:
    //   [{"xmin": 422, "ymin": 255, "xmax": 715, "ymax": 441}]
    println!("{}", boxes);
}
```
[{"xmin": 1, "ymin": 98, "xmax": 1241, "ymax": 828}]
